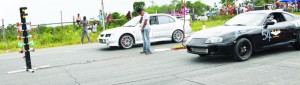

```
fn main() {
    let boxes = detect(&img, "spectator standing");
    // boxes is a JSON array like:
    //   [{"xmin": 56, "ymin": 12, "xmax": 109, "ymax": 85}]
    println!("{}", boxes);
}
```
[
  {"xmin": 106, "ymin": 13, "xmax": 112, "ymax": 25},
  {"xmin": 298, "ymin": 3, "xmax": 300, "ymax": 12},
  {"xmin": 275, "ymin": 1, "xmax": 280, "ymax": 9},
  {"xmin": 126, "ymin": 11, "xmax": 132, "ymax": 20},
  {"xmin": 80, "ymin": 16, "xmax": 92, "ymax": 44},
  {"xmin": 76, "ymin": 14, "xmax": 81, "ymax": 26},
  {"xmin": 92, "ymin": 22, "xmax": 97, "ymax": 33},
  {"xmin": 137, "ymin": 8, "xmax": 151, "ymax": 55}
]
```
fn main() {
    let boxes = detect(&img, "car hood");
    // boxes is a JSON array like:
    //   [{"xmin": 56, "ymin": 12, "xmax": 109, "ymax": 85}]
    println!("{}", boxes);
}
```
[{"xmin": 192, "ymin": 26, "xmax": 260, "ymax": 38}]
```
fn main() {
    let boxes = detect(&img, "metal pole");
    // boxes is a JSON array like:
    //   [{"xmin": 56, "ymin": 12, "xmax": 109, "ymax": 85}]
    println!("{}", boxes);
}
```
[
  {"xmin": 182, "ymin": 0, "xmax": 186, "ymax": 46},
  {"xmin": 52, "ymin": 27, "xmax": 55, "ymax": 35},
  {"xmin": 2, "ymin": 19, "xmax": 6, "ymax": 43},
  {"xmin": 101, "ymin": 0, "xmax": 106, "ymax": 31},
  {"xmin": 37, "ymin": 25, "xmax": 40, "ymax": 39},
  {"xmin": 73, "ymin": 16, "xmax": 76, "ymax": 32},
  {"xmin": 60, "ymin": 10, "xmax": 64, "ymax": 30}
]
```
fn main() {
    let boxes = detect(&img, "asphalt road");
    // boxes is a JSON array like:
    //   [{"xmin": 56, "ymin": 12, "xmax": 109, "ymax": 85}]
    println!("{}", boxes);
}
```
[{"xmin": 0, "ymin": 42, "xmax": 300, "ymax": 85}]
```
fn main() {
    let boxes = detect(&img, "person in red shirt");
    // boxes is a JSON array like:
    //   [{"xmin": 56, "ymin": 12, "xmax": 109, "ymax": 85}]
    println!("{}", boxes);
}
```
[
  {"xmin": 275, "ymin": 1, "xmax": 280, "ymax": 9},
  {"xmin": 298, "ymin": 3, "xmax": 300, "ymax": 12},
  {"xmin": 228, "ymin": 4, "xmax": 232, "ymax": 15}
]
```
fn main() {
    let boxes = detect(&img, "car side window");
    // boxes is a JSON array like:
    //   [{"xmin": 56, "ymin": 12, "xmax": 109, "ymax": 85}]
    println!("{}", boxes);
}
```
[
  {"xmin": 158, "ymin": 16, "xmax": 172, "ymax": 24},
  {"xmin": 283, "ymin": 13, "xmax": 294, "ymax": 21},
  {"xmin": 150, "ymin": 16, "xmax": 158, "ymax": 25}
]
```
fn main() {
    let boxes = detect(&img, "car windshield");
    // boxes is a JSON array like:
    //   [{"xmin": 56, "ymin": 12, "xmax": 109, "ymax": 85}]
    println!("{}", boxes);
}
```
[
  {"xmin": 123, "ymin": 16, "xmax": 141, "ymax": 27},
  {"xmin": 224, "ymin": 13, "xmax": 266, "ymax": 26}
]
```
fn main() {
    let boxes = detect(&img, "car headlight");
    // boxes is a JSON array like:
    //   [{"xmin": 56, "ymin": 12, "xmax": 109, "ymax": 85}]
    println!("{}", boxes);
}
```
[{"xmin": 205, "ymin": 37, "xmax": 223, "ymax": 44}]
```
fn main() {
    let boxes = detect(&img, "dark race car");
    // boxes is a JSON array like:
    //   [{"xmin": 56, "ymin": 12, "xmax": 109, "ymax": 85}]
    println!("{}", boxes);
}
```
[{"xmin": 186, "ymin": 10, "xmax": 300, "ymax": 61}]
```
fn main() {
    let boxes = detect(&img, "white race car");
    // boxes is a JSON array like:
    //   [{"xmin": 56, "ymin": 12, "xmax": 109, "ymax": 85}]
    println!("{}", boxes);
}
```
[{"xmin": 98, "ymin": 14, "xmax": 192, "ymax": 49}]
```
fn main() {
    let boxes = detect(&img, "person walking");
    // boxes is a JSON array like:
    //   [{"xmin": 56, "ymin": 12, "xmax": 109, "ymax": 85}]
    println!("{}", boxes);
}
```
[
  {"xmin": 81, "ymin": 16, "xmax": 92, "ymax": 44},
  {"xmin": 137, "ymin": 8, "xmax": 151, "ymax": 55}
]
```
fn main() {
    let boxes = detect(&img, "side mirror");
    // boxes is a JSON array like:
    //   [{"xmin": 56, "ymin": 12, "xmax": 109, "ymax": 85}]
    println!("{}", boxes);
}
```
[
  {"xmin": 266, "ymin": 21, "xmax": 275, "ymax": 25},
  {"xmin": 264, "ymin": 21, "xmax": 275, "ymax": 29}
]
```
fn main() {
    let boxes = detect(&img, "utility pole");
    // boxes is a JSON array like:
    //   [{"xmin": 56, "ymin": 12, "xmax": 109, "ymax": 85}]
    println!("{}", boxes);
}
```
[
  {"xmin": 101, "ymin": 0, "xmax": 106, "ymax": 31},
  {"xmin": 60, "ymin": 10, "xmax": 64, "ymax": 30},
  {"xmin": 2, "ymin": 19, "xmax": 5, "ymax": 43}
]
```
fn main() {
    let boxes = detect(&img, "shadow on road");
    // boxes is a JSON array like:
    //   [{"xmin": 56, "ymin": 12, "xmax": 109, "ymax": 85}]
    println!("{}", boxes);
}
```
[
  {"xmin": 191, "ymin": 55, "xmax": 234, "ymax": 64},
  {"xmin": 190, "ymin": 46, "xmax": 296, "ymax": 63},
  {"xmin": 251, "ymin": 46, "xmax": 295, "ymax": 58},
  {"xmin": 99, "ymin": 41, "xmax": 175, "ymax": 51}
]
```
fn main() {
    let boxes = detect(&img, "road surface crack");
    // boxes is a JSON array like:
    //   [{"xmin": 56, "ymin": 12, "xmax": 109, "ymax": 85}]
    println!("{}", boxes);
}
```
[
  {"xmin": 173, "ymin": 75, "xmax": 206, "ymax": 85},
  {"xmin": 61, "ymin": 67, "xmax": 81, "ymax": 85}
]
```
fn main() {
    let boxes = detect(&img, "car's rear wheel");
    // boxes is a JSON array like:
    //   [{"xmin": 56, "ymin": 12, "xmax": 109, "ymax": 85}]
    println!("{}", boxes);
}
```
[
  {"xmin": 172, "ymin": 30, "xmax": 184, "ymax": 43},
  {"xmin": 292, "ymin": 32, "xmax": 300, "ymax": 50},
  {"xmin": 233, "ymin": 38, "xmax": 253, "ymax": 61},
  {"xmin": 119, "ymin": 34, "xmax": 134, "ymax": 49}
]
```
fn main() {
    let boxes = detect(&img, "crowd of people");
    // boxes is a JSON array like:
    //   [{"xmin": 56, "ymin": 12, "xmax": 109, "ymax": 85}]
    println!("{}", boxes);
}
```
[{"xmin": 274, "ymin": 1, "xmax": 300, "ymax": 12}]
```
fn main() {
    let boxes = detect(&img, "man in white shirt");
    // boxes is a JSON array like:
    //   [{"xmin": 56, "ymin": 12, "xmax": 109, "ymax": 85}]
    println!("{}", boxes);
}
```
[{"xmin": 137, "ymin": 8, "xmax": 151, "ymax": 55}]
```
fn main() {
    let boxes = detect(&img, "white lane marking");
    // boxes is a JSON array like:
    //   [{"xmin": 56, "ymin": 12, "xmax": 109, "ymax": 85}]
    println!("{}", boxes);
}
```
[{"xmin": 152, "ymin": 48, "xmax": 171, "ymax": 53}]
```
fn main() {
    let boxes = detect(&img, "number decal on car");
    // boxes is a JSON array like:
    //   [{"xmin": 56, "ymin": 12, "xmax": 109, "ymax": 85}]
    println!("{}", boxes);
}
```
[{"xmin": 262, "ymin": 29, "xmax": 271, "ymax": 41}]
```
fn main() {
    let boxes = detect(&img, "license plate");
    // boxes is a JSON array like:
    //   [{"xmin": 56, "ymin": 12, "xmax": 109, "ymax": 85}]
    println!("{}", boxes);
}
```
[
  {"xmin": 99, "ymin": 39, "xmax": 106, "ymax": 43},
  {"xmin": 191, "ymin": 48, "xmax": 208, "ymax": 54}
]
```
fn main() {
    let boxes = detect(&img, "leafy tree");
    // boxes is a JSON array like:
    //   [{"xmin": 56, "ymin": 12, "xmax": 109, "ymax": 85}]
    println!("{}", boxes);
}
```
[
  {"xmin": 111, "ymin": 12, "xmax": 120, "ymax": 19},
  {"xmin": 193, "ymin": 1, "xmax": 209, "ymax": 15},
  {"xmin": 171, "ymin": 0, "xmax": 179, "ymax": 6},
  {"xmin": 133, "ymin": 1, "xmax": 145, "ymax": 16},
  {"xmin": 186, "ymin": 1, "xmax": 194, "ymax": 8}
]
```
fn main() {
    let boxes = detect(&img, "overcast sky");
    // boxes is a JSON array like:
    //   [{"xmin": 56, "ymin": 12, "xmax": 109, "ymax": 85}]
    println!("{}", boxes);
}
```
[{"xmin": 0, "ymin": 0, "xmax": 221, "ymax": 26}]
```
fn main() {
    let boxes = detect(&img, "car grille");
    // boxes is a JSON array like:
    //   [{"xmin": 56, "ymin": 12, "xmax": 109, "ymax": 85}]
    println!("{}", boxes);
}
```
[
  {"xmin": 188, "ymin": 38, "xmax": 207, "ymax": 46},
  {"xmin": 99, "ymin": 39, "xmax": 105, "ymax": 43}
]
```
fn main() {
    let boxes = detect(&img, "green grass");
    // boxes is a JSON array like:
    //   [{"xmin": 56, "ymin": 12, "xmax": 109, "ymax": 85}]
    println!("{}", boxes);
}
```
[
  {"xmin": 191, "ymin": 15, "xmax": 233, "ymax": 32},
  {"xmin": 0, "ymin": 28, "xmax": 102, "ymax": 54},
  {"xmin": 0, "ymin": 24, "xmax": 120, "ymax": 54}
]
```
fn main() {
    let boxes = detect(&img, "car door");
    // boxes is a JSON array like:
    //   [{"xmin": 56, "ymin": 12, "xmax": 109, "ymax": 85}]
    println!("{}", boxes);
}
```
[
  {"xmin": 149, "ymin": 16, "xmax": 160, "ymax": 38},
  {"xmin": 281, "ymin": 13, "xmax": 296, "ymax": 42},
  {"xmin": 156, "ymin": 15, "xmax": 176, "ymax": 38},
  {"xmin": 266, "ymin": 13, "xmax": 294, "ymax": 46}
]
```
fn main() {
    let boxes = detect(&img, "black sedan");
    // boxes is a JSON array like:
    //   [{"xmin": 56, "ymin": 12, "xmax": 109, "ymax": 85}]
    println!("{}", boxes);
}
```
[{"xmin": 186, "ymin": 10, "xmax": 300, "ymax": 61}]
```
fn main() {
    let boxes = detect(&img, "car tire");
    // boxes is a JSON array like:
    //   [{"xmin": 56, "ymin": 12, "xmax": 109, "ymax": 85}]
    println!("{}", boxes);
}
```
[
  {"xmin": 172, "ymin": 30, "xmax": 184, "ymax": 43},
  {"xmin": 119, "ymin": 34, "xmax": 134, "ymax": 49},
  {"xmin": 233, "ymin": 38, "xmax": 253, "ymax": 61},
  {"xmin": 292, "ymin": 32, "xmax": 300, "ymax": 50}
]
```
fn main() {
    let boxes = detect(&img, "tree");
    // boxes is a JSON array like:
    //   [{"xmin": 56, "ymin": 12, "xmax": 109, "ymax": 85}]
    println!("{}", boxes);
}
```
[
  {"xmin": 133, "ymin": 1, "xmax": 145, "ymax": 16},
  {"xmin": 221, "ymin": 0, "xmax": 234, "ymax": 4},
  {"xmin": 186, "ymin": 1, "xmax": 193, "ymax": 8},
  {"xmin": 193, "ymin": 1, "xmax": 209, "ymax": 15},
  {"xmin": 252, "ymin": 0, "xmax": 276, "ymax": 6},
  {"xmin": 111, "ymin": 12, "xmax": 120, "ymax": 19},
  {"xmin": 171, "ymin": 0, "xmax": 179, "ymax": 6}
]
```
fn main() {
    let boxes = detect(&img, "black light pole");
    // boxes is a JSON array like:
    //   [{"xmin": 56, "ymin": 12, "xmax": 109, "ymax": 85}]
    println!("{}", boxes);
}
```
[{"xmin": 19, "ymin": 7, "xmax": 32, "ymax": 71}]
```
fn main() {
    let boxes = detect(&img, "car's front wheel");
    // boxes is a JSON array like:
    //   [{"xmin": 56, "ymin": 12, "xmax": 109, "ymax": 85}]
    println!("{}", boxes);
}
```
[
  {"xmin": 292, "ymin": 32, "xmax": 300, "ymax": 50},
  {"xmin": 233, "ymin": 38, "xmax": 253, "ymax": 61},
  {"xmin": 172, "ymin": 30, "xmax": 184, "ymax": 43},
  {"xmin": 119, "ymin": 34, "xmax": 134, "ymax": 49}
]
